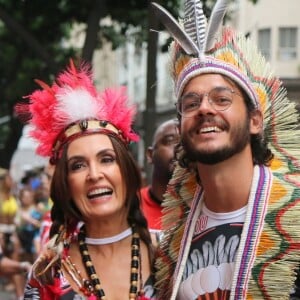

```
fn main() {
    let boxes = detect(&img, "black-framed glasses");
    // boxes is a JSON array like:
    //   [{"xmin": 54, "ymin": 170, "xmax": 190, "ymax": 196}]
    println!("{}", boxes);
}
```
[{"xmin": 176, "ymin": 86, "xmax": 240, "ymax": 118}]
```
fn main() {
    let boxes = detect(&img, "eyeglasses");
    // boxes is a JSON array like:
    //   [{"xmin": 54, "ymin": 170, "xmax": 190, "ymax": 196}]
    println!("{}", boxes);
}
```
[{"xmin": 176, "ymin": 86, "xmax": 240, "ymax": 118}]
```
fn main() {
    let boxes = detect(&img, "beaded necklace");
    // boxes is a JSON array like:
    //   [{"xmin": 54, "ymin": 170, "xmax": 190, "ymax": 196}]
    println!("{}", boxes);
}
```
[{"xmin": 76, "ymin": 225, "xmax": 143, "ymax": 300}]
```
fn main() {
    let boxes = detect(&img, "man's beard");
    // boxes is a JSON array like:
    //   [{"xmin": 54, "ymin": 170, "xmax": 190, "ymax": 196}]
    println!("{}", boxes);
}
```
[{"xmin": 182, "ymin": 119, "xmax": 250, "ymax": 165}]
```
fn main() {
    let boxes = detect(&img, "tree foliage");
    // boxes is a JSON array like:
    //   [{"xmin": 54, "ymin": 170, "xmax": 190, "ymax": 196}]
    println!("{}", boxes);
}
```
[
  {"xmin": 0, "ymin": 0, "xmax": 257, "ymax": 169},
  {"xmin": 0, "ymin": 0, "xmax": 180, "ymax": 169}
]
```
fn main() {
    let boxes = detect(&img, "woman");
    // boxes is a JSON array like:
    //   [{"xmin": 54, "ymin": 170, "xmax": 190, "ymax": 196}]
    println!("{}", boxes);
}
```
[
  {"xmin": 16, "ymin": 186, "xmax": 42, "ymax": 261},
  {"xmin": 16, "ymin": 60, "xmax": 156, "ymax": 299},
  {"xmin": 0, "ymin": 169, "xmax": 26, "ymax": 300}
]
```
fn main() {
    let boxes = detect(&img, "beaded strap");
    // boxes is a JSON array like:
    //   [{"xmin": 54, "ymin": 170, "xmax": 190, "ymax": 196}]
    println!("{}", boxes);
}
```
[
  {"xmin": 130, "ymin": 231, "xmax": 140, "ymax": 299},
  {"xmin": 77, "ymin": 225, "xmax": 142, "ymax": 300},
  {"xmin": 78, "ymin": 228, "xmax": 106, "ymax": 299}
]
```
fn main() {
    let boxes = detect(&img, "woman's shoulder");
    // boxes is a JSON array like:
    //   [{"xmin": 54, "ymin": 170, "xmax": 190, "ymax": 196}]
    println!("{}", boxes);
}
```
[{"xmin": 24, "ymin": 264, "xmax": 76, "ymax": 299}]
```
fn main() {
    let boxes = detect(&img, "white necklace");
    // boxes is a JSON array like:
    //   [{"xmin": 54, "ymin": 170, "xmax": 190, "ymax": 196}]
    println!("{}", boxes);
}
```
[{"xmin": 84, "ymin": 227, "xmax": 132, "ymax": 245}]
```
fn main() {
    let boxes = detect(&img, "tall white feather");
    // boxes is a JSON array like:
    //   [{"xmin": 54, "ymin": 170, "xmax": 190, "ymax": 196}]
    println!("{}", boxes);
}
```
[
  {"xmin": 204, "ymin": 0, "xmax": 229, "ymax": 51},
  {"xmin": 184, "ymin": 0, "xmax": 206, "ymax": 55}
]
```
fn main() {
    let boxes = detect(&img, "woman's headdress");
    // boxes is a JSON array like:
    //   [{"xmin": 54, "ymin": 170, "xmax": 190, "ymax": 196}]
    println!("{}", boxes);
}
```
[{"xmin": 15, "ymin": 60, "xmax": 139, "ymax": 164}]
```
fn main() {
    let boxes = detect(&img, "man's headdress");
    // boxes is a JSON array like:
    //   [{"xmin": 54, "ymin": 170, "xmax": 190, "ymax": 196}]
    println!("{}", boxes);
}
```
[
  {"xmin": 15, "ymin": 60, "xmax": 139, "ymax": 164},
  {"xmin": 152, "ymin": 0, "xmax": 300, "ymax": 299},
  {"xmin": 152, "ymin": 0, "xmax": 299, "ymax": 152}
]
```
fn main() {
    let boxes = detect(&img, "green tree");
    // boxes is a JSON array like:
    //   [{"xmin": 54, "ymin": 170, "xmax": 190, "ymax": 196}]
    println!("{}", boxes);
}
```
[
  {"xmin": 0, "ymin": 0, "xmax": 180, "ymax": 169},
  {"xmin": 0, "ymin": 0, "xmax": 258, "ymax": 170}
]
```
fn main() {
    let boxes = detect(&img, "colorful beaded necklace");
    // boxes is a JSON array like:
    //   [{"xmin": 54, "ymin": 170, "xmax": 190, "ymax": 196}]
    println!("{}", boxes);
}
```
[{"xmin": 77, "ymin": 224, "xmax": 143, "ymax": 300}]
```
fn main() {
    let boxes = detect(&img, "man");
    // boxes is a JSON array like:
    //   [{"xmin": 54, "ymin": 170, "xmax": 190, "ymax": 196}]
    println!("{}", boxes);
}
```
[
  {"xmin": 141, "ymin": 119, "xmax": 179, "ymax": 237},
  {"xmin": 152, "ymin": 0, "xmax": 300, "ymax": 299}
]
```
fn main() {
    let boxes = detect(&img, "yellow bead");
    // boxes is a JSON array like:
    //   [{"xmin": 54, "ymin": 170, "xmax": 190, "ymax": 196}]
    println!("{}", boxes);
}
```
[{"xmin": 131, "ymin": 280, "xmax": 138, "ymax": 286}]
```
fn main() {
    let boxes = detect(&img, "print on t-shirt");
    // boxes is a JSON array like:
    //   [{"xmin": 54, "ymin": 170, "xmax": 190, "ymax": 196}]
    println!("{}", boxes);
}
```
[{"xmin": 178, "ymin": 222, "xmax": 243, "ymax": 300}]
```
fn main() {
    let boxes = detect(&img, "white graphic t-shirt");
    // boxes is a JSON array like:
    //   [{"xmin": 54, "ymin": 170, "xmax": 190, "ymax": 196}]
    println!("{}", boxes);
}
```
[{"xmin": 178, "ymin": 204, "xmax": 247, "ymax": 300}]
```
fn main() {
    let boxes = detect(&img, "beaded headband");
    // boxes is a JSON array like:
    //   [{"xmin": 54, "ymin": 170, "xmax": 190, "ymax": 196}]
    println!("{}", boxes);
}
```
[
  {"xmin": 174, "ymin": 55, "xmax": 260, "ymax": 108},
  {"xmin": 15, "ymin": 60, "xmax": 139, "ymax": 164}
]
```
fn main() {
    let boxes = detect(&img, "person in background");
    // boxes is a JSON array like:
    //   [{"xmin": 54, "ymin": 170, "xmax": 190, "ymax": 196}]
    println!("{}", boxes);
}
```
[
  {"xmin": 16, "ymin": 186, "xmax": 42, "ymax": 262},
  {"xmin": 39, "ymin": 162, "xmax": 55, "ymax": 210},
  {"xmin": 141, "ymin": 119, "xmax": 179, "ymax": 238},
  {"xmin": 36, "ymin": 162, "xmax": 55, "ymax": 251},
  {"xmin": 152, "ymin": 0, "xmax": 300, "ymax": 299},
  {"xmin": 0, "ymin": 245, "xmax": 31, "ymax": 276},
  {"xmin": 20, "ymin": 169, "xmax": 42, "ymax": 191},
  {"xmin": 0, "ymin": 170, "xmax": 19, "ymax": 252},
  {"xmin": 16, "ymin": 60, "xmax": 157, "ymax": 299},
  {"xmin": 0, "ymin": 169, "xmax": 25, "ymax": 299}
]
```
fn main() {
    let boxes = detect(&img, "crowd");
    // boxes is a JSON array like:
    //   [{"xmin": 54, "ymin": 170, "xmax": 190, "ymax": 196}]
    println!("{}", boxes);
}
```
[
  {"xmin": 0, "ymin": 165, "xmax": 53, "ymax": 299},
  {"xmin": 1, "ymin": 0, "xmax": 300, "ymax": 299}
]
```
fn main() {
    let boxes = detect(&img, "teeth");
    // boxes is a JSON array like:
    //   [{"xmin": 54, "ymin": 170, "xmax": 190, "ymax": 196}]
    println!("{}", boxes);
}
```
[
  {"xmin": 88, "ymin": 188, "xmax": 111, "ymax": 197},
  {"xmin": 200, "ymin": 126, "xmax": 221, "ymax": 133}
]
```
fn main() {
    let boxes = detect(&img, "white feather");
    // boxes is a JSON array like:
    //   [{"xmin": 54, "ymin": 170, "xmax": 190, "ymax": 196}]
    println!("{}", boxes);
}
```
[
  {"xmin": 184, "ymin": 0, "xmax": 207, "ymax": 54},
  {"xmin": 56, "ymin": 87, "xmax": 99, "ymax": 125}
]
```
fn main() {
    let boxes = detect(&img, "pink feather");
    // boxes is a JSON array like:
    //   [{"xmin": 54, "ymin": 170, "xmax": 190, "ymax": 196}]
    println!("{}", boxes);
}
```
[{"xmin": 15, "ymin": 60, "xmax": 139, "ymax": 158}]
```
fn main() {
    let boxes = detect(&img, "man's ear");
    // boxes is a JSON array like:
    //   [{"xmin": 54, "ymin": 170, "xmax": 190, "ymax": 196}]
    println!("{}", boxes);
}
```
[
  {"xmin": 146, "ymin": 147, "xmax": 154, "ymax": 164},
  {"xmin": 250, "ymin": 109, "xmax": 263, "ymax": 135}
]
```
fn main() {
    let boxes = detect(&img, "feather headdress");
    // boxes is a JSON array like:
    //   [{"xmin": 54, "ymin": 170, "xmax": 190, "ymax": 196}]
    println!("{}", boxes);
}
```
[
  {"xmin": 152, "ymin": 0, "xmax": 300, "ymax": 299},
  {"xmin": 15, "ymin": 60, "xmax": 139, "ymax": 163},
  {"xmin": 152, "ymin": 0, "xmax": 227, "ymax": 57},
  {"xmin": 151, "ymin": 0, "xmax": 300, "ymax": 155},
  {"xmin": 151, "ymin": 0, "xmax": 259, "ymax": 105}
]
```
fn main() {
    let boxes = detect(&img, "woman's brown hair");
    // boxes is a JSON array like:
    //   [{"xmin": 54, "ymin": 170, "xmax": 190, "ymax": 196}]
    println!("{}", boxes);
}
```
[{"xmin": 49, "ymin": 133, "xmax": 154, "ymax": 264}]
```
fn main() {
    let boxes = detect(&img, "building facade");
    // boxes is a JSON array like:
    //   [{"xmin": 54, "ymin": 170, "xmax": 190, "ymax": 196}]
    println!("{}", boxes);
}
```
[
  {"xmin": 93, "ymin": 0, "xmax": 300, "ymax": 168},
  {"xmin": 229, "ymin": 0, "xmax": 300, "ymax": 103}
]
